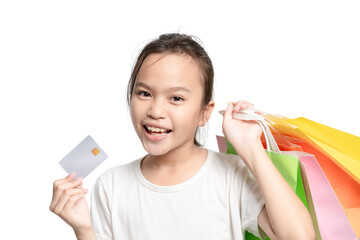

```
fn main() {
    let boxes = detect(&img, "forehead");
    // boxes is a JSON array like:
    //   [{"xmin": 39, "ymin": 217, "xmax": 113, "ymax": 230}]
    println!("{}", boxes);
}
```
[{"xmin": 136, "ymin": 53, "xmax": 203, "ymax": 89}]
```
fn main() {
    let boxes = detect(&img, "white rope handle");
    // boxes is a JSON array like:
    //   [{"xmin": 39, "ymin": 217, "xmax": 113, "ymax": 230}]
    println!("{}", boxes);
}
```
[{"xmin": 218, "ymin": 107, "xmax": 280, "ymax": 153}]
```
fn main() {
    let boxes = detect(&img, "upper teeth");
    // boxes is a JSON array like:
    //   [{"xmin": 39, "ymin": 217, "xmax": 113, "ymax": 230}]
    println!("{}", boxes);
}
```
[{"xmin": 146, "ymin": 126, "xmax": 168, "ymax": 132}]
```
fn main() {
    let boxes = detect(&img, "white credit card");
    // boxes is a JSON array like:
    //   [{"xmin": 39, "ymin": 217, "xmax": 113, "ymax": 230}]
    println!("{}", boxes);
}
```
[{"xmin": 59, "ymin": 135, "xmax": 108, "ymax": 179}]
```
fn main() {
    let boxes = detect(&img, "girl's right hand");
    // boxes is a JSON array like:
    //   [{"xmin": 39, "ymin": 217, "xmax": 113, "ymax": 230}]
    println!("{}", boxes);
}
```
[{"xmin": 49, "ymin": 173, "xmax": 92, "ymax": 233}]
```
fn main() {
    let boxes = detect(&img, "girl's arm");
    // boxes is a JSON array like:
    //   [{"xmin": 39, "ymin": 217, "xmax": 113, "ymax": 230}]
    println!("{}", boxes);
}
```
[
  {"xmin": 240, "ymin": 142, "xmax": 314, "ymax": 239},
  {"xmin": 74, "ymin": 228, "xmax": 98, "ymax": 240},
  {"xmin": 222, "ymin": 101, "xmax": 315, "ymax": 240}
]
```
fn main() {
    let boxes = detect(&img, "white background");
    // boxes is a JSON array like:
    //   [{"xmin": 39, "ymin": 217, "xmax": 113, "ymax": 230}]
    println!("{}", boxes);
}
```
[{"xmin": 1, "ymin": 0, "xmax": 359, "ymax": 239}]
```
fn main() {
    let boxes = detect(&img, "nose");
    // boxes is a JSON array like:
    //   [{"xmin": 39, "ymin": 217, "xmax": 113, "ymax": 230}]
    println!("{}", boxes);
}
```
[{"xmin": 147, "ymin": 98, "xmax": 166, "ymax": 119}]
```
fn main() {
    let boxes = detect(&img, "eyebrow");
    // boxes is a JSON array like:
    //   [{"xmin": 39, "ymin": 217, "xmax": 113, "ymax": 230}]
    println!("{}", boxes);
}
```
[{"xmin": 134, "ymin": 81, "xmax": 191, "ymax": 93}]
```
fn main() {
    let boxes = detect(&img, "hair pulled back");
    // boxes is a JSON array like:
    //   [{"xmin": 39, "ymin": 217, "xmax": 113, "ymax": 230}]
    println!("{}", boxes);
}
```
[{"xmin": 127, "ymin": 33, "xmax": 214, "ymax": 147}]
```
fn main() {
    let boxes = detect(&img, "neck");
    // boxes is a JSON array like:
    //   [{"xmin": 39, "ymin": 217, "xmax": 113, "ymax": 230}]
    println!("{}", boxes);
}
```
[{"xmin": 145, "ymin": 143, "xmax": 204, "ymax": 170}]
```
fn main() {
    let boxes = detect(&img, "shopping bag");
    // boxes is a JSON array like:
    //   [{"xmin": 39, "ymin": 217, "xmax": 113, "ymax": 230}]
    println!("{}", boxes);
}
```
[
  {"xmin": 265, "ymin": 114, "xmax": 360, "ymax": 184},
  {"xmin": 217, "ymin": 136, "xmax": 309, "ymax": 240},
  {"xmin": 258, "ymin": 132, "xmax": 357, "ymax": 239},
  {"xmin": 217, "ymin": 108, "xmax": 309, "ymax": 240},
  {"xmin": 298, "ymin": 153, "xmax": 357, "ymax": 240},
  {"xmin": 264, "ymin": 116, "xmax": 360, "ymax": 238},
  {"xmin": 217, "ymin": 135, "xmax": 357, "ymax": 240},
  {"xmin": 223, "ymin": 137, "xmax": 309, "ymax": 208}
]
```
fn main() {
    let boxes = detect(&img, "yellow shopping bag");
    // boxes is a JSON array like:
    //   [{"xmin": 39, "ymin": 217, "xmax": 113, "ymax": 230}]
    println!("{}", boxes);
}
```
[{"xmin": 265, "ymin": 115, "xmax": 360, "ymax": 184}]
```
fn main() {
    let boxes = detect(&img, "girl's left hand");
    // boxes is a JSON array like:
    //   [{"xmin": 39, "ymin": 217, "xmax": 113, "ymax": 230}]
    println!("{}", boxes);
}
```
[{"xmin": 222, "ymin": 100, "xmax": 264, "ymax": 157}]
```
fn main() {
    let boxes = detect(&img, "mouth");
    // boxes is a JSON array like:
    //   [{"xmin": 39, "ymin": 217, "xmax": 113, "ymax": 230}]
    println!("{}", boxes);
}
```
[{"xmin": 143, "ymin": 125, "xmax": 172, "ymax": 136}]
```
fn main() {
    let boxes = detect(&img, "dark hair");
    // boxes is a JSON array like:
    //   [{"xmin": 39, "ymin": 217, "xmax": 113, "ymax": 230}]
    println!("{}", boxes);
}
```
[{"xmin": 126, "ymin": 33, "xmax": 214, "ymax": 147}]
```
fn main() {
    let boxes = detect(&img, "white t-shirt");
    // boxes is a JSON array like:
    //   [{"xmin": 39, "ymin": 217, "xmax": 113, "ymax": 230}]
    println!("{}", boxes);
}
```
[{"xmin": 90, "ymin": 148, "xmax": 266, "ymax": 240}]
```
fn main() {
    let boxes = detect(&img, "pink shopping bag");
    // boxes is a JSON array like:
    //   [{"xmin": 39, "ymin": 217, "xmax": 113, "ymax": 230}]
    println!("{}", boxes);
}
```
[{"xmin": 292, "ymin": 152, "xmax": 357, "ymax": 240}]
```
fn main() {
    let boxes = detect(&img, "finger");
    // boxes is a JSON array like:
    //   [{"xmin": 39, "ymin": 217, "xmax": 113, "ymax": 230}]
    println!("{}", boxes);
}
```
[
  {"xmin": 76, "ymin": 182, "xmax": 86, "ymax": 190},
  {"xmin": 233, "ymin": 100, "xmax": 246, "ymax": 111},
  {"xmin": 61, "ymin": 176, "xmax": 84, "ymax": 190},
  {"xmin": 255, "ymin": 110, "xmax": 265, "ymax": 116},
  {"xmin": 50, "ymin": 177, "xmax": 83, "ymax": 212},
  {"xmin": 223, "ymin": 102, "xmax": 234, "ymax": 123},
  {"xmin": 54, "ymin": 187, "xmax": 85, "ymax": 213},
  {"xmin": 53, "ymin": 188, "xmax": 88, "ymax": 215},
  {"xmin": 233, "ymin": 101, "xmax": 255, "ymax": 112},
  {"xmin": 63, "ymin": 192, "xmax": 87, "ymax": 214},
  {"xmin": 66, "ymin": 172, "xmax": 76, "ymax": 181},
  {"xmin": 52, "ymin": 176, "xmax": 83, "ymax": 202},
  {"xmin": 50, "ymin": 174, "xmax": 76, "ymax": 211},
  {"xmin": 237, "ymin": 101, "xmax": 255, "ymax": 111},
  {"xmin": 52, "ymin": 173, "xmax": 76, "ymax": 194}
]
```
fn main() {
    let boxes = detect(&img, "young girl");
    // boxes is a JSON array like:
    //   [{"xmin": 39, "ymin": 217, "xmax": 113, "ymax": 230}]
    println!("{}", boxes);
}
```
[{"xmin": 50, "ymin": 33, "xmax": 315, "ymax": 240}]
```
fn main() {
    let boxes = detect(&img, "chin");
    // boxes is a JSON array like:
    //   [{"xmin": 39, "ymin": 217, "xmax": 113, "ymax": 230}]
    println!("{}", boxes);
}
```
[{"xmin": 142, "ymin": 143, "xmax": 169, "ymax": 156}]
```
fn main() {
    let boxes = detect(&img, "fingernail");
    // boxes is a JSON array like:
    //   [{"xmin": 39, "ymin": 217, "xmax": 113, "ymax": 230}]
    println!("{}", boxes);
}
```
[
  {"xmin": 67, "ymin": 172, "xmax": 75, "ymax": 179},
  {"xmin": 75, "ymin": 177, "xmax": 82, "ymax": 183}
]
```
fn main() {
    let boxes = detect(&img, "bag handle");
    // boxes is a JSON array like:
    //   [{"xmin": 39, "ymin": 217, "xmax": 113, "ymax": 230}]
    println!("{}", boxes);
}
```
[{"xmin": 219, "ymin": 107, "xmax": 281, "ymax": 153}]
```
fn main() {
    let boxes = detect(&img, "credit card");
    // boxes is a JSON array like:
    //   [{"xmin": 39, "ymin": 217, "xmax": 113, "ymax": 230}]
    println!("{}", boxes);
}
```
[{"xmin": 59, "ymin": 135, "xmax": 108, "ymax": 179}]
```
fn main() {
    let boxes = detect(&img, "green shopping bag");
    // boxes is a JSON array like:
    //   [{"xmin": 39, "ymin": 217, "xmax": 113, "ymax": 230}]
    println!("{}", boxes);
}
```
[
  {"xmin": 218, "ymin": 108, "xmax": 309, "ymax": 240},
  {"xmin": 225, "ymin": 138, "xmax": 309, "ymax": 240}
]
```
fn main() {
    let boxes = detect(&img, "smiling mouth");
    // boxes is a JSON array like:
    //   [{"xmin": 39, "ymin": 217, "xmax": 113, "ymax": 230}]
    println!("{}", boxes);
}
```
[{"xmin": 143, "ymin": 125, "xmax": 172, "ymax": 135}]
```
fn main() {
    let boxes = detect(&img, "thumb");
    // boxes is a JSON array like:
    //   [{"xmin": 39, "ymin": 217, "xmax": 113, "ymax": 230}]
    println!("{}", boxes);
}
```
[{"xmin": 223, "ymin": 102, "xmax": 234, "ymax": 123}]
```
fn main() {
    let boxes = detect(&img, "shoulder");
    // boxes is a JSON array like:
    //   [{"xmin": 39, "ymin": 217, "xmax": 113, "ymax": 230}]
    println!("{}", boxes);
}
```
[
  {"xmin": 206, "ymin": 148, "xmax": 249, "ymax": 183},
  {"xmin": 207, "ymin": 148, "xmax": 252, "ymax": 186},
  {"xmin": 208, "ymin": 148, "xmax": 246, "ymax": 172},
  {"xmin": 90, "ymin": 156, "xmax": 144, "ymax": 208}
]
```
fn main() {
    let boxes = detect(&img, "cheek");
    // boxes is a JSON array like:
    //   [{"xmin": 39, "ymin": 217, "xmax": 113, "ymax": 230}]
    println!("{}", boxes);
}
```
[
  {"xmin": 173, "ymin": 108, "xmax": 201, "ymax": 132},
  {"xmin": 130, "ymin": 100, "xmax": 143, "ymax": 126}
]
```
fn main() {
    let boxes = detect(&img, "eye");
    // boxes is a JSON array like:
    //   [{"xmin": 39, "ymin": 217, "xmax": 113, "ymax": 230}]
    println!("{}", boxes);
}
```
[
  {"xmin": 137, "ymin": 91, "xmax": 151, "ymax": 97},
  {"xmin": 171, "ymin": 96, "xmax": 184, "ymax": 102}
]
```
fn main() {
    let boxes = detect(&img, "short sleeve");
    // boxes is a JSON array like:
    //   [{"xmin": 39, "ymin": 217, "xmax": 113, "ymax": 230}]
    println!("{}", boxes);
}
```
[
  {"xmin": 239, "ymin": 167, "xmax": 266, "ymax": 239},
  {"xmin": 90, "ymin": 177, "xmax": 113, "ymax": 240}
]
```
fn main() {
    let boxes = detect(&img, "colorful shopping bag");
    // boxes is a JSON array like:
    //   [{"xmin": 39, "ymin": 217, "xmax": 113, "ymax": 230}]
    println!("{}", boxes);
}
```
[
  {"xmin": 223, "ymin": 136, "xmax": 309, "ymax": 209},
  {"xmin": 266, "ymin": 115, "xmax": 360, "ymax": 184},
  {"xmin": 265, "ymin": 115, "xmax": 360, "ymax": 237},
  {"xmin": 217, "ymin": 136, "xmax": 309, "ymax": 240},
  {"xmin": 259, "ymin": 132, "xmax": 357, "ymax": 239},
  {"xmin": 298, "ymin": 154, "xmax": 357, "ymax": 240},
  {"xmin": 217, "ymin": 108, "xmax": 310, "ymax": 240}
]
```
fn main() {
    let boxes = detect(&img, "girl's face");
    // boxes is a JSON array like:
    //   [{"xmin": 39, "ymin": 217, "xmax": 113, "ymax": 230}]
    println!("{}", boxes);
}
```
[{"xmin": 130, "ymin": 53, "xmax": 213, "ymax": 156}]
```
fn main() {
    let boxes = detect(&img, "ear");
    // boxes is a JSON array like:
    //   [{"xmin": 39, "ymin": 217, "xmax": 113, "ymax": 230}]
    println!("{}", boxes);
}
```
[{"xmin": 199, "ymin": 100, "xmax": 215, "ymax": 127}]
